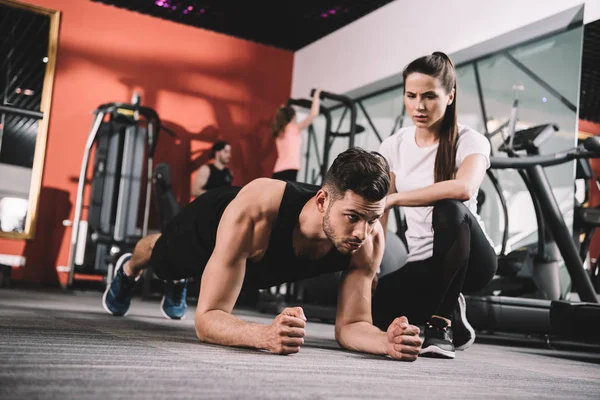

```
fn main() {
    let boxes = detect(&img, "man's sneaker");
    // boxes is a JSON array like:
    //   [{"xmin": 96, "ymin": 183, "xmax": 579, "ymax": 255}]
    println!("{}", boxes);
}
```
[
  {"xmin": 102, "ymin": 253, "xmax": 139, "ymax": 316},
  {"xmin": 420, "ymin": 317, "xmax": 455, "ymax": 359},
  {"xmin": 453, "ymin": 293, "xmax": 476, "ymax": 350},
  {"xmin": 161, "ymin": 279, "xmax": 188, "ymax": 320}
]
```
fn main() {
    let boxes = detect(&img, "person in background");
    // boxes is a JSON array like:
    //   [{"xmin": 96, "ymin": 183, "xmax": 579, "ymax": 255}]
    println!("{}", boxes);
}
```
[
  {"xmin": 271, "ymin": 89, "xmax": 323, "ymax": 182},
  {"xmin": 192, "ymin": 141, "xmax": 233, "ymax": 197}
]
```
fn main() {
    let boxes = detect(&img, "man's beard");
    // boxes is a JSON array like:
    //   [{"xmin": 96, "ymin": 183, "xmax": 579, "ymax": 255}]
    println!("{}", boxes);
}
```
[{"xmin": 323, "ymin": 208, "xmax": 353, "ymax": 255}]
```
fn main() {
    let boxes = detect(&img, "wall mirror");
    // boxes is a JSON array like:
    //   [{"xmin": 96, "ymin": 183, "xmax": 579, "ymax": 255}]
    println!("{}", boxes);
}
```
[{"xmin": 0, "ymin": 0, "xmax": 60, "ymax": 239}]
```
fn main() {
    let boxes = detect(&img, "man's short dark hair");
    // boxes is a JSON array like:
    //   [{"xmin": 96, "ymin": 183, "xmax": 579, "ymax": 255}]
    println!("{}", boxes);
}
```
[
  {"xmin": 322, "ymin": 147, "xmax": 390, "ymax": 202},
  {"xmin": 211, "ymin": 141, "xmax": 229, "ymax": 158}
]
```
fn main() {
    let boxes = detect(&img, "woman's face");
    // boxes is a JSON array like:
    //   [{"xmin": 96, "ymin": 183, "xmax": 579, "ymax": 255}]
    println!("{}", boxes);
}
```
[{"xmin": 404, "ymin": 72, "xmax": 454, "ymax": 131}]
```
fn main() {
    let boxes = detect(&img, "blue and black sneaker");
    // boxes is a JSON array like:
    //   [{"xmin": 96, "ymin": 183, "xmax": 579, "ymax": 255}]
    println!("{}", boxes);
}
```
[
  {"xmin": 161, "ymin": 279, "xmax": 188, "ymax": 320},
  {"xmin": 102, "ymin": 253, "xmax": 139, "ymax": 316}
]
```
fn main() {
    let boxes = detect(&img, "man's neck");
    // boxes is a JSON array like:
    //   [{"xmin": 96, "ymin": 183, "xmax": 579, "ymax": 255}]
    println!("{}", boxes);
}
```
[
  {"xmin": 213, "ymin": 160, "xmax": 226, "ymax": 170},
  {"xmin": 297, "ymin": 198, "xmax": 326, "ymax": 240},
  {"xmin": 293, "ymin": 197, "xmax": 332, "ymax": 258}
]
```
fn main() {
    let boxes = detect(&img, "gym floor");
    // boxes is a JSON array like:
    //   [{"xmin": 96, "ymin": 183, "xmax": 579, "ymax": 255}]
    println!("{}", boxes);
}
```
[{"xmin": 1, "ymin": 289, "xmax": 599, "ymax": 400}]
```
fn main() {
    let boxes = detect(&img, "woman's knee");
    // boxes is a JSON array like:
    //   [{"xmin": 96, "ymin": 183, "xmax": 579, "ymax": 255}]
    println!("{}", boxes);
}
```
[
  {"xmin": 432, "ymin": 199, "xmax": 471, "ymax": 229},
  {"xmin": 463, "ymin": 252, "xmax": 498, "ymax": 293}
]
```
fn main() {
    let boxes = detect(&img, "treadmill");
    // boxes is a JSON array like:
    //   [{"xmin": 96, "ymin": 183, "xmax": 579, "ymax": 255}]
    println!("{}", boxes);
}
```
[{"xmin": 466, "ymin": 125, "xmax": 600, "ymax": 345}]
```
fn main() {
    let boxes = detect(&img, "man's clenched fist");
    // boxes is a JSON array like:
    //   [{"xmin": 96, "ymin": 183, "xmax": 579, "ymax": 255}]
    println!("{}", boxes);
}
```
[
  {"xmin": 266, "ymin": 307, "xmax": 306, "ymax": 355},
  {"xmin": 386, "ymin": 316, "xmax": 422, "ymax": 361}
]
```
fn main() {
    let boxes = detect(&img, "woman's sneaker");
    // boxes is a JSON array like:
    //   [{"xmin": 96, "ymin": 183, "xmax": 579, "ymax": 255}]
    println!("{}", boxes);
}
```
[
  {"xmin": 452, "ymin": 293, "xmax": 476, "ymax": 350},
  {"xmin": 161, "ymin": 279, "xmax": 188, "ymax": 320},
  {"xmin": 102, "ymin": 253, "xmax": 139, "ymax": 316},
  {"xmin": 420, "ymin": 317, "xmax": 455, "ymax": 359}
]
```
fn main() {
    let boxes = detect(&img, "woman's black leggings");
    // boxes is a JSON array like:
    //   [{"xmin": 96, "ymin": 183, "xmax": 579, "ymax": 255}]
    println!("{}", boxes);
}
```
[{"xmin": 372, "ymin": 199, "xmax": 498, "ymax": 329}]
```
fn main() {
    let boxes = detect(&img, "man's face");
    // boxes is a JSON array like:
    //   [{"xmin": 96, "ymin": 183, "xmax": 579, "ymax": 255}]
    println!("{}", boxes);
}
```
[
  {"xmin": 216, "ymin": 144, "xmax": 232, "ymax": 164},
  {"xmin": 321, "ymin": 190, "xmax": 385, "ymax": 255}
]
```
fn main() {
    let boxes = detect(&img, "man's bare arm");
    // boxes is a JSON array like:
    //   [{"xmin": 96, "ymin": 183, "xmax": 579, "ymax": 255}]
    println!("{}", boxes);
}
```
[
  {"xmin": 194, "ymin": 181, "xmax": 306, "ymax": 354},
  {"xmin": 192, "ymin": 165, "xmax": 210, "ymax": 197},
  {"xmin": 334, "ymin": 226, "xmax": 422, "ymax": 361}
]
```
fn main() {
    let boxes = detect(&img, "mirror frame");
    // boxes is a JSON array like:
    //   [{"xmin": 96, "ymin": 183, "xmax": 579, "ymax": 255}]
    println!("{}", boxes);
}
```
[{"xmin": 0, "ymin": 0, "xmax": 60, "ymax": 240}]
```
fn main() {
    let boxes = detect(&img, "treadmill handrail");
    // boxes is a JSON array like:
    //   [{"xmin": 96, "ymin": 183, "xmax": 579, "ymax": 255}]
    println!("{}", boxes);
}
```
[
  {"xmin": 310, "ymin": 89, "xmax": 358, "ymax": 151},
  {"xmin": 491, "ymin": 148, "xmax": 598, "ymax": 169},
  {"xmin": 310, "ymin": 89, "xmax": 353, "ymax": 107}
]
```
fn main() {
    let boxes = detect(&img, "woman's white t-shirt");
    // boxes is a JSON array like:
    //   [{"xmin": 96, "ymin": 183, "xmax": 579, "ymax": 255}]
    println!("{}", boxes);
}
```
[{"xmin": 378, "ymin": 124, "xmax": 493, "ymax": 262}]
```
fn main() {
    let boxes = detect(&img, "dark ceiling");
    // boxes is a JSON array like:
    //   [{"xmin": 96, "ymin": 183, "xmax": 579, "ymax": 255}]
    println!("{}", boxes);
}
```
[
  {"xmin": 90, "ymin": 0, "xmax": 396, "ymax": 51},
  {"xmin": 92, "ymin": 0, "xmax": 600, "ymax": 124}
]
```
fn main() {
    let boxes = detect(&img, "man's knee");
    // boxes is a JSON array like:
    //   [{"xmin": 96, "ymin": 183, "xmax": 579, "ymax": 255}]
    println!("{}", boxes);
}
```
[
  {"xmin": 432, "ymin": 199, "xmax": 471, "ymax": 229},
  {"xmin": 136, "ymin": 233, "xmax": 161, "ymax": 256}
]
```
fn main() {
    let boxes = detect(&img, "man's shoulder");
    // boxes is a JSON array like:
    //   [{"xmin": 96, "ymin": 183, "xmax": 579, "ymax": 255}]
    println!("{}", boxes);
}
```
[
  {"xmin": 232, "ymin": 178, "xmax": 287, "ymax": 218},
  {"xmin": 243, "ymin": 177, "xmax": 287, "ymax": 193}
]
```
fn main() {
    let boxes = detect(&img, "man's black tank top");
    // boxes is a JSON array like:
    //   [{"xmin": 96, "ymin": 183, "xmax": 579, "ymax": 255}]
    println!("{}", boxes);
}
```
[
  {"xmin": 185, "ymin": 181, "xmax": 352, "ymax": 288},
  {"xmin": 203, "ymin": 164, "xmax": 233, "ymax": 190}
]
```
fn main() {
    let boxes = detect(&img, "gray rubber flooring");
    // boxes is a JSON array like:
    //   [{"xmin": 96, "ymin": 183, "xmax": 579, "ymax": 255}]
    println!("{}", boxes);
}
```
[{"xmin": 1, "ymin": 288, "xmax": 599, "ymax": 399}]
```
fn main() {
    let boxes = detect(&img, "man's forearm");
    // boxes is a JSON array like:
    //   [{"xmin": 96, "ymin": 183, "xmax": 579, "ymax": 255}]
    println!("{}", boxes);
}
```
[
  {"xmin": 196, "ymin": 310, "xmax": 268, "ymax": 349},
  {"xmin": 336, "ymin": 321, "xmax": 387, "ymax": 355}
]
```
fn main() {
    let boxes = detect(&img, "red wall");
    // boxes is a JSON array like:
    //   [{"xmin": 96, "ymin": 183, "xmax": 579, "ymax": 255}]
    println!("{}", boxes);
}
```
[{"xmin": 0, "ymin": 0, "xmax": 294, "ymax": 286}]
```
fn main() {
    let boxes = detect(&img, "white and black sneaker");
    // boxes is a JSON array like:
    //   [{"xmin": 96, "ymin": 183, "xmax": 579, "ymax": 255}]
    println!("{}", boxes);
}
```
[
  {"xmin": 420, "ymin": 317, "xmax": 455, "ymax": 359},
  {"xmin": 452, "ymin": 293, "xmax": 476, "ymax": 350}
]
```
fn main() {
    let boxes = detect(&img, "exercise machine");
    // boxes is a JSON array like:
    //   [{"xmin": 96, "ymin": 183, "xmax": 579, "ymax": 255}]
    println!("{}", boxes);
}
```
[
  {"xmin": 466, "ymin": 127, "xmax": 600, "ymax": 345},
  {"xmin": 294, "ymin": 89, "xmax": 366, "ymax": 185},
  {"xmin": 66, "ymin": 98, "xmax": 162, "ymax": 287},
  {"xmin": 493, "ymin": 123, "xmax": 571, "ymax": 301},
  {"xmin": 572, "ymin": 133, "xmax": 600, "ymax": 292}
]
